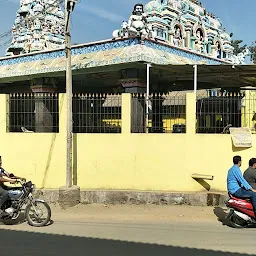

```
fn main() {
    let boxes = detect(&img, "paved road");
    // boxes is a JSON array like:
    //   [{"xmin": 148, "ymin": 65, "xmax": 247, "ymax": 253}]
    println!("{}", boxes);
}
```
[{"xmin": 0, "ymin": 205, "xmax": 256, "ymax": 256}]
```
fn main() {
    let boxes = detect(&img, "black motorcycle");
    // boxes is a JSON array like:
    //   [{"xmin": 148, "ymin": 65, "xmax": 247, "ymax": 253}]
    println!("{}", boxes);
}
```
[{"xmin": 1, "ymin": 178, "xmax": 51, "ymax": 227}]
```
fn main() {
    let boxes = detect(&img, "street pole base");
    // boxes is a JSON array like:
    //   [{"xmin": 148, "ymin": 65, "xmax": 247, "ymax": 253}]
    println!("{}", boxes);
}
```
[{"xmin": 58, "ymin": 185, "xmax": 80, "ymax": 209}]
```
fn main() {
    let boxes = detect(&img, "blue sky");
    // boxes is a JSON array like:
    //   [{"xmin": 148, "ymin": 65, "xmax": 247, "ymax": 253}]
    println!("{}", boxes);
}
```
[{"xmin": 0, "ymin": 0, "xmax": 255, "ymax": 56}]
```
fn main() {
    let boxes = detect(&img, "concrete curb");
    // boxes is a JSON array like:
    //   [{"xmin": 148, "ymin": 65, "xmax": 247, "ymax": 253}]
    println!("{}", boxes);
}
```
[
  {"xmin": 58, "ymin": 186, "xmax": 80, "ymax": 208},
  {"xmin": 34, "ymin": 189, "xmax": 228, "ymax": 207}
]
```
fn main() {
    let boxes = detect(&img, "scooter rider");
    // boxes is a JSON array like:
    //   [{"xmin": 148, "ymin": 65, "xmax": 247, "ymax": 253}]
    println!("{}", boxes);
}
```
[
  {"xmin": 227, "ymin": 155, "xmax": 256, "ymax": 214},
  {"xmin": 243, "ymin": 158, "xmax": 256, "ymax": 190},
  {"xmin": 0, "ymin": 156, "xmax": 26, "ymax": 216}
]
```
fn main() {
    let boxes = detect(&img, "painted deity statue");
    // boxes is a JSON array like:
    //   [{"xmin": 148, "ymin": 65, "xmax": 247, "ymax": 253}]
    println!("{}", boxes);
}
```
[
  {"xmin": 112, "ymin": 21, "xmax": 129, "ymax": 39},
  {"xmin": 168, "ymin": 0, "xmax": 180, "ymax": 9},
  {"xmin": 195, "ymin": 29, "xmax": 204, "ymax": 53},
  {"xmin": 112, "ymin": 4, "xmax": 154, "ymax": 41},
  {"xmin": 33, "ymin": 18, "xmax": 41, "ymax": 30},
  {"xmin": 173, "ymin": 26, "xmax": 183, "ymax": 47},
  {"xmin": 215, "ymin": 41, "xmax": 221, "ymax": 59},
  {"xmin": 127, "ymin": 4, "xmax": 150, "ymax": 41}
]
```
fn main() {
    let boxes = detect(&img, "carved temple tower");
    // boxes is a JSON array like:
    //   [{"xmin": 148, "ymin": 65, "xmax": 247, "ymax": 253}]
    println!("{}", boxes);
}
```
[
  {"xmin": 6, "ymin": 0, "xmax": 65, "ymax": 56},
  {"xmin": 144, "ymin": 0, "xmax": 234, "ymax": 61},
  {"xmin": 113, "ymin": 0, "xmax": 235, "ymax": 63}
]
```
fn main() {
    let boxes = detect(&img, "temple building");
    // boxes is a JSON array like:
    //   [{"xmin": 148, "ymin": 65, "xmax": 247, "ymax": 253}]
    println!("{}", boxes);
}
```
[
  {"xmin": 1, "ymin": 0, "xmax": 256, "ymax": 198},
  {"xmin": 0, "ymin": 0, "xmax": 255, "ymax": 134},
  {"xmin": 0, "ymin": 0, "xmax": 252, "ymax": 94}
]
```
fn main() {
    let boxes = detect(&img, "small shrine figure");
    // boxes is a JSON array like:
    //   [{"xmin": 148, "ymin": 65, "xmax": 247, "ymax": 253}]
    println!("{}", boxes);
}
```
[
  {"xmin": 12, "ymin": 24, "xmax": 17, "ymax": 34},
  {"xmin": 168, "ymin": 0, "xmax": 180, "ymax": 9},
  {"xmin": 173, "ymin": 26, "xmax": 183, "ymax": 47},
  {"xmin": 59, "ymin": 26, "xmax": 64, "ymax": 36},
  {"xmin": 195, "ymin": 29, "xmax": 204, "ymax": 53},
  {"xmin": 33, "ymin": 18, "xmax": 41, "ymax": 31},
  {"xmin": 216, "ymin": 41, "xmax": 221, "ymax": 59}
]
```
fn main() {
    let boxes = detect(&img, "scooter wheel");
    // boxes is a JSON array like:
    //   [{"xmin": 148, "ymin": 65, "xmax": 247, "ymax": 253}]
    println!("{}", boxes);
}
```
[{"xmin": 229, "ymin": 213, "xmax": 247, "ymax": 228}]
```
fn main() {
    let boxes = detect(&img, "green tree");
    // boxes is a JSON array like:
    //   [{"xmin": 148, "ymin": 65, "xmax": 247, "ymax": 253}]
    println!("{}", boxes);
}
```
[
  {"xmin": 230, "ymin": 33, "xmax": 247, "ymax": 55},
  {"xmin": 230, "ymin": 39, "xmax": 247, "ymax": 55},
  {"xmin": 248, "ymin": 41, "xmax": 256, "ymax": 64},
  {"xmin": 230, "ymin": 33, "xmax": 256, "ymax": 63}
]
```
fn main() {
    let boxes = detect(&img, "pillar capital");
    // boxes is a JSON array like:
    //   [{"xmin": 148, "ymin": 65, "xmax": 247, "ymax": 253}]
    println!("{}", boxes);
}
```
[
  {"xmin": 185, "ymin": 21, "xmax": 192, "ymax": 31},
  {"xmin": 31, "ymin": 85, "xmax": 56, "ymax": 93},
  {"xmin": 29, "ymin": 78, "xmax": 58, "ymax": 133},
  {"xmin": 30, "ymin": 78, "xmax": 57, "ymax": 93},
  {"xmin": 119, "ymin": 68, "xmax": 146, "ymax": 93},
  {"xmin": 119, "ymin": 78, "xmax": 146, "ymax": 89}
]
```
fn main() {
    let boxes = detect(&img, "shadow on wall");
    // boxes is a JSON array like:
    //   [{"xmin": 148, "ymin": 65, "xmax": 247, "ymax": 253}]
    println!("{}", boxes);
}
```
[
  {"xmin": 0, "ymin": 228, "xmax": 252, "ymax": 256},
  {"xmin": 73, "ymin": 133, "xmax": 78, "ymax": 185},
  {"xmin": 42, "ymin": 133, "xmax": 57, "ymax": 188},
  {"xmin": 192, "ymin": 178, "xmax": 211, "ymax": 191},
  {"xmin": 42, "ymin": 94, "xmax": 65, "ymax": 188}
]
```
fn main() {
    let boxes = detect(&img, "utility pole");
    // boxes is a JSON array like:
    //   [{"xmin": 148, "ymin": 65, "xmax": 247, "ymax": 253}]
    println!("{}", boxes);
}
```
[{"xmin": 65, "ymin": 0, "xmax": 77, "ymax": 188}]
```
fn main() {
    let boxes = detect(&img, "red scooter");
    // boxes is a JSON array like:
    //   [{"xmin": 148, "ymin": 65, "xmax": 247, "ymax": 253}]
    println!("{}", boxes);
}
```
[{"xmin": 225, "ymin": 194, "xmax": 256, "ymax": 228}]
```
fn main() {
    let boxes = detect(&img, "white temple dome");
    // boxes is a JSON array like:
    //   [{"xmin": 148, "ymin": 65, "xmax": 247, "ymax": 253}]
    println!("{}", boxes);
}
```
[
  {"xmin": 18, "ymin": 5, "xmax": 29, "ymax": 15},
  {"xmin": 21, "ymin": 0, "xmax": 33, "ymax": 5},
  {"xmin": 33, "ymin": 3, "xmax": 44, "ymax": 13},
  {"xmin": 56, "ymin": 9, "xmax": 64, "ymax": 18},
  {"xmin": 145, "ymin": 0, "xmax": 162, "ymax": 13}
]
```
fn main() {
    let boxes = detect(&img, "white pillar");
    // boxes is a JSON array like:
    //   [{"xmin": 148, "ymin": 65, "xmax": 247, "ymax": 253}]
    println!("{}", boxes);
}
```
[
  {"xmin": 146, "ymin": 63, "xmax": 151, "ymax": 133},
  {"xmin": 193, "ymin": 64, "xmax": 198, "ymax": 94}
]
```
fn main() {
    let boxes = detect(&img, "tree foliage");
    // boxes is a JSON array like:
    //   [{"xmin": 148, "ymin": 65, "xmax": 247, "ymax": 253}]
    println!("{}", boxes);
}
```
[
  {"xmin": 248, "ymin": 41, "xmax": 256, "ymax": 64},
  {"xmin": 230, "ymin": 39, "xmax": 247, "ymax": 55},
  {"xmin": 230, "ymin": 33, "xmax": 256, "ymax": 63}
]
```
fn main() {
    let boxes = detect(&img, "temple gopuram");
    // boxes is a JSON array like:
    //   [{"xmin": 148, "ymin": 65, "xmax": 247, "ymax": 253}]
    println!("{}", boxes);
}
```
[
  {"xmin": 0, "ymin": 0, "xmax": 254, "ymax": 94},
  {"xmin": 6, "ymin": 0, "xmax": 65, "ymax": 56}
]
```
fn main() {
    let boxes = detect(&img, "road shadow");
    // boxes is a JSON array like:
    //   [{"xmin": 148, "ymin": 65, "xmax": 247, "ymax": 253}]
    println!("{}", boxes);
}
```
[
  {"xmin": 0, "ymin": 228, "xmax": 253, "ymax": 256},
  {"xmin": 0, "ymin": 211, "xmax": 54, "ymax": 227},
  {"xmin": 213, "ymin": 206, "xmax": 256, "ymax": 229},
  {"xmin": 213, "ymin": 206, "xmax": 231, "ymax": 226}
]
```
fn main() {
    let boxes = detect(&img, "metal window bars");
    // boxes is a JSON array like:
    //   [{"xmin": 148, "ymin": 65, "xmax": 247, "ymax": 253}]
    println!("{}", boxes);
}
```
[
  {"xmin": 196, "ymin": 90, "xmax": 256, "ymax": 134},
  {"xmin": 131, "ymin": 92, "xmax": 186, "ymax": 133},
  {"xmin": 8, "ymin": 93, "xmax": 59, "ymax": 133},
  {"xmin": 72, "ymin": 93, "xmax": 122, "ymax": 133}
]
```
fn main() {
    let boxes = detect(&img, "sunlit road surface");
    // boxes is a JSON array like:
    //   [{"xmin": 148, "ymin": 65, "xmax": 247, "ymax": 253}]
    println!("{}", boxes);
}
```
[{"xmin": 0, "ymin": 204, "xmax": 255, "ymax": 256}]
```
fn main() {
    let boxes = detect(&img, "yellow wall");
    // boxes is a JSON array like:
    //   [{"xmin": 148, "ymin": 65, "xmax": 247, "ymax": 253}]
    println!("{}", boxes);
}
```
[
  {"xmin": 0, "ymin": 94, "xmax": 66, "ymax": 189},
  {"xmin": 241, "ymin": 90, "xmax": 256, "ymax": 132},
  {"xmin": 1, "ymin": 93, "xmax": 255, "ymax": 192}
]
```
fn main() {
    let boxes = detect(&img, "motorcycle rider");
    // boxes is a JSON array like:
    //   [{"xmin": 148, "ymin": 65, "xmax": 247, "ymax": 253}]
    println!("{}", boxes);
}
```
[
  {"xmin": 0, "ymin": 156, "xmax": 26, "ymax": 217},
  {"xmin": 243, "ymin": 158, "xmax": 256, "ymax": 190},
  {"xmin": 227, "ymin": 155, "xmax": 256, "ymax": 214}
]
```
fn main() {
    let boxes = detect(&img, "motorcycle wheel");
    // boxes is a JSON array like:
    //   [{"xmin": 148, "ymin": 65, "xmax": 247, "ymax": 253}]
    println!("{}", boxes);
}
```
[
  {"xmin": 25, "ymin": 200, "xmax": 51, "ymax": 227},
  {"xmin": 2, "ymin": 211, "xmax": 22, "ymax": 225},
  {"xmin": 229, "ymin": 213, "xmax": 247, "ymax": 228}
]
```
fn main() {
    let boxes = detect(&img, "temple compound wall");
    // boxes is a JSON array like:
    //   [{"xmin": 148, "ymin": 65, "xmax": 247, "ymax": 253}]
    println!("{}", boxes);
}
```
[{"xmin": 0, "ymin": 93, "xmax": 255, "ymax": 192}]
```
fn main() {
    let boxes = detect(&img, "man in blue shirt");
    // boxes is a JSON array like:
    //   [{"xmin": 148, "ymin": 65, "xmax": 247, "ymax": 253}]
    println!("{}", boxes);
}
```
[{"xmin": 227, "ymin": 155, "xmax": 256, "ymax": 212}]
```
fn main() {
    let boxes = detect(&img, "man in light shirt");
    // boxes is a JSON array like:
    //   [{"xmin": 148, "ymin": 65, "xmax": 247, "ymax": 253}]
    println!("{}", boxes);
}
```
[{"xmin": 227, "ymin": 155, "xmax": 256, "ymax": 213}]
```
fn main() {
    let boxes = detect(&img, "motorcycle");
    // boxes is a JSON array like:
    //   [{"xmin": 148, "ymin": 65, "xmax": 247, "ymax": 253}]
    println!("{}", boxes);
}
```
[
  {"xmin": 225, "ymin": 193, "xmax": 256, "ymax": 228},
  {"xmin": 1, "ymin": 176, "xmax": 51, "ymax": 227}
]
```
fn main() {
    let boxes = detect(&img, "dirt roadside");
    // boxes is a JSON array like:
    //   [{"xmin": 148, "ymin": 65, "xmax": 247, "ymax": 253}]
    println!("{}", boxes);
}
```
[{"xmin": 49, "ymin": 204, "xmax": 227, "ymax": 224}]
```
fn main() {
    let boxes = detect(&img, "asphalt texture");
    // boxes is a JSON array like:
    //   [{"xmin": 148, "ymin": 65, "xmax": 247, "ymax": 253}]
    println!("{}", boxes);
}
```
[{"xmin": 0, "ymin": 204, "xmax": 255, "ymax": 256}]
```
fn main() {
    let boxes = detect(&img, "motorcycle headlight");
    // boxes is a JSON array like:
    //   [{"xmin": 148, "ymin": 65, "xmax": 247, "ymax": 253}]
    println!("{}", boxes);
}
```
[{"xmin": 31, "ymin": 184, "xmax": 36, "ymax": 193}]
